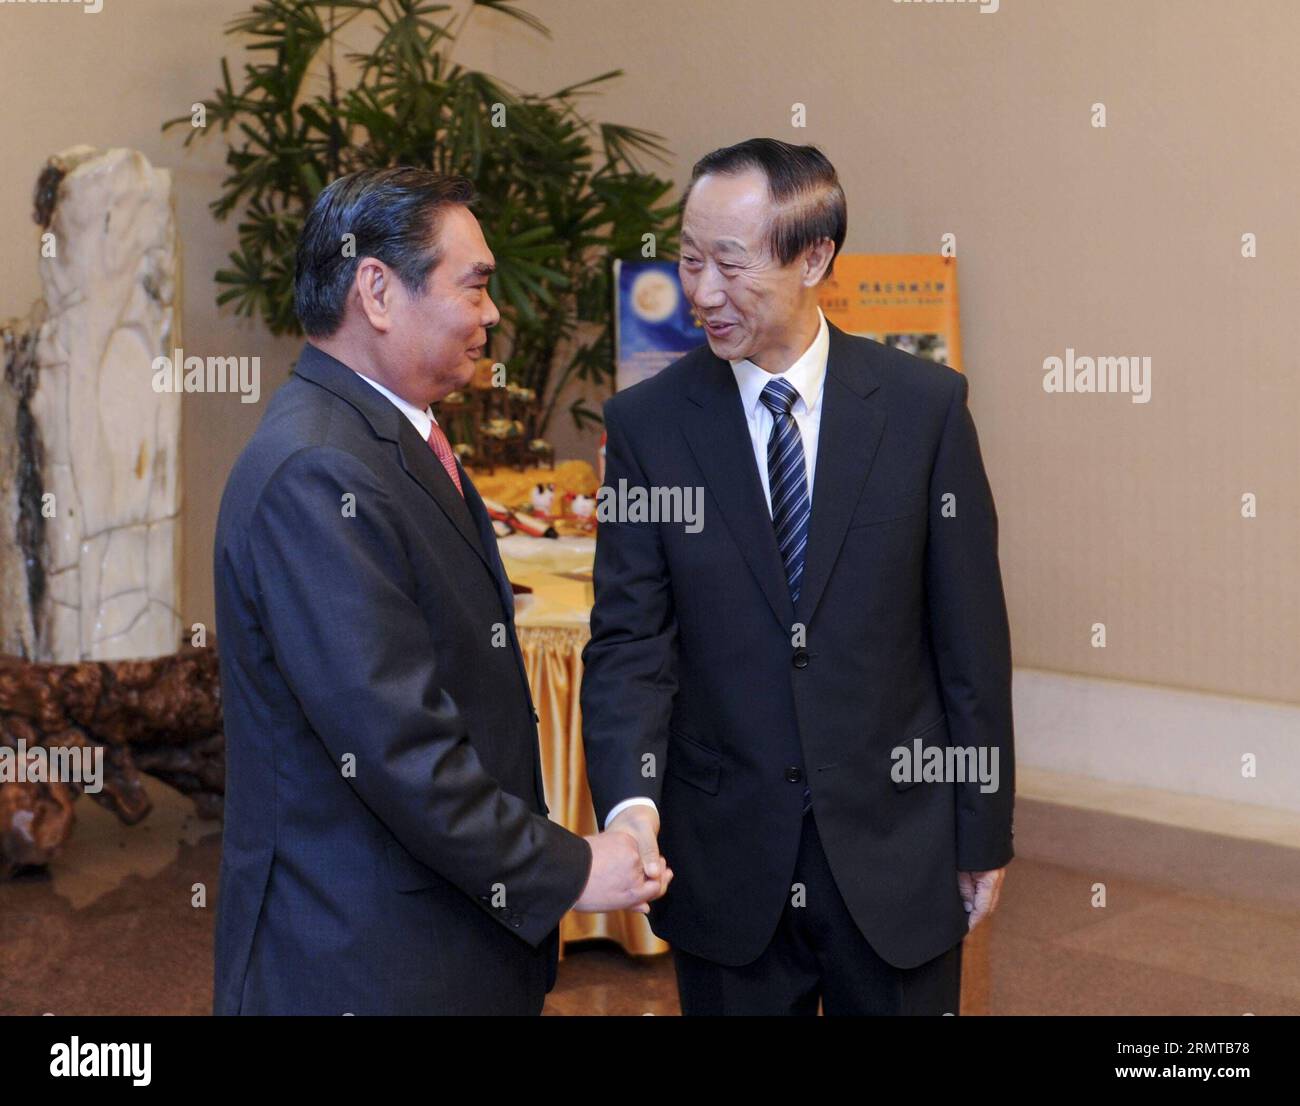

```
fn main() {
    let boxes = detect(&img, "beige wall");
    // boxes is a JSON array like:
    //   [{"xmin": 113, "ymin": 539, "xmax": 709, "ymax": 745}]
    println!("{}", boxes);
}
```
[{"xmin": 2, "ymin": 0, "xmax": 1297, "ymax": 706}]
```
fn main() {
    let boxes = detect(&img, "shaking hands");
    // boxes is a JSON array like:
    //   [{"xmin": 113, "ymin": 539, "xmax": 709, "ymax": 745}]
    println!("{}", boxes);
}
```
[{"xmin": 574, "ymin": 806, "xmax": 672, "ymax": 914}]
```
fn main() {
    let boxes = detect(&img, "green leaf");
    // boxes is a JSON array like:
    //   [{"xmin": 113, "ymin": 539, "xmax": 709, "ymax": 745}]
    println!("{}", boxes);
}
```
[
  {"xmin": 166, "ymin": 0, "xmax": 677, "ymax": 427},
  {"xmin": 469, "ymin": 0, "xmax": 550, "ymax": 38}
]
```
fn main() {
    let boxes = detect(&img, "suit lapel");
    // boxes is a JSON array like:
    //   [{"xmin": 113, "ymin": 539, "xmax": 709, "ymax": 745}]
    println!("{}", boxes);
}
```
[
  {"xmin": 291, "ymin": 343, "xmax": 495, "ymax": 580},
  {"xmin": 293, "ymin": 344, "xmax": 536, "ymax": 719},
  {"xmin": 680, "ymin": 354, "xmax": 796, "ymax": 631},
  {"xmin": 795, "ymin": 324, "xmax": 887, "ymax": 625},
  {"xmin": 461, "ymin": 469, "xmax": 537, "ymax": 715},
  {"xmin": 393, "ymin": 417, "xmax": 494, "ymax": 574},
  {"xmin": 460, "ymin": 468, "xmax": 516, "ymax": 619}
]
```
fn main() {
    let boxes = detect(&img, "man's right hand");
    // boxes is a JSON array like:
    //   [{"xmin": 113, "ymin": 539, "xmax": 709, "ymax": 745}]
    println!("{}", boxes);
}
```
[
  {"xmin": 606, "ymin": 805, "xmax": 669, "ymax": 895},
  {"xmin": 574, "ymin": 827, "xmax": 672, "ymax": 914}
]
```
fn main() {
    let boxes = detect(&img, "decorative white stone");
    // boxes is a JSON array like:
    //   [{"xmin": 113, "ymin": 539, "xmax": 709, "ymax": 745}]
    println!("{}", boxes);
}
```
[
  {"xmin": 0, "ymin": 325, "xmax": 38, "ymax": 657},
  {"xmin": 15, "ymin": 146, "xmax": 184, "ymax": 662}
]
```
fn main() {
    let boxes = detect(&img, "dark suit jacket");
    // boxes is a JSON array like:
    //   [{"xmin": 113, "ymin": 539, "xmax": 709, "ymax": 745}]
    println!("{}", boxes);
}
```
[
  {"xmin": 581, "ymin": 322, "xmax": 1014, "ymax": 970},
  {"xmin": 212, "ymin": 342, "xmax": 591, "ymax": 1015}
]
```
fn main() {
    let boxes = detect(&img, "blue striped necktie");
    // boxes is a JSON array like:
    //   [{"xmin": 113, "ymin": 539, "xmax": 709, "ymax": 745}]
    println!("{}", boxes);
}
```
[{"xmin": 760, "ymin": 377, "xmax": 811, "ymax": 606}]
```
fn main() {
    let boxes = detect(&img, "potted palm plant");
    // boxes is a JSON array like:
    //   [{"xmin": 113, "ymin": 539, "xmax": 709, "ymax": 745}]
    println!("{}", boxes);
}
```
[{"xmin": 164, "ymin": 0, "xmax": 680, "ymax": 437}]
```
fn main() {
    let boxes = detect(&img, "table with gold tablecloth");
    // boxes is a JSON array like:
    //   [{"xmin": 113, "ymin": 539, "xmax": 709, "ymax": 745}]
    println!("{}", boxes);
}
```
[{"xmin": 499, "ymin": 533, "xmax": 668, "ymax": 958}]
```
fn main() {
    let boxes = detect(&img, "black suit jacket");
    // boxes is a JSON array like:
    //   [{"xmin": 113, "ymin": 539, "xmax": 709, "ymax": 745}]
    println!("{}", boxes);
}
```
[
  {"xmin": 212, "ymin": 342, "xmax": 591, "ymax": 1014},
  {"xmin": 581, "ymin": 323, "xmax": 1014, "ymax": 969}
]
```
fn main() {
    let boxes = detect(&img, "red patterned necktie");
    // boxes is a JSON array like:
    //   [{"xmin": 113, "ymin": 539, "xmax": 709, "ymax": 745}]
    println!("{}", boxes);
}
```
[{"xmin": 425, "ymin": 418, "xmax": 464, "ymax": 497}]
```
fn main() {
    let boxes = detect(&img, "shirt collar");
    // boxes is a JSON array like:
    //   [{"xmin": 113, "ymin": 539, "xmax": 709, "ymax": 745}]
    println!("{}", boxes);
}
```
[
  {"xmin": 354, "ymin": 371, "xmax": 436, "ymax": 440},
  {"xmin": 729, "ymin": 307, "xmax": 830, "ymax": 419}
]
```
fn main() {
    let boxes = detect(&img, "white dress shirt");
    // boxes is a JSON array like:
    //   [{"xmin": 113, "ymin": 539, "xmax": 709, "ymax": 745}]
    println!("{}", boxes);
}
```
[
  {"xmin": 355, "ymin": 371, "xmax": 438, "ymax": 439},
  {"xmin": 604, "ymin": 308, "xmax": 831, "ymax": 830}
]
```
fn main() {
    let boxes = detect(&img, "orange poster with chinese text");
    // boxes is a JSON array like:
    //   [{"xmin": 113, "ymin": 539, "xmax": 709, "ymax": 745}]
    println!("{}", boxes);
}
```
[{"xmin": 818, "ymin": 255, "xmax": 962, "ymax": 373}]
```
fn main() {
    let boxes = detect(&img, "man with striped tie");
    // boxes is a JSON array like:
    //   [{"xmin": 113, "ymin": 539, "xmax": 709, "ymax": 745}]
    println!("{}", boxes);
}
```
[
  {"xmin": 581, "ymin": 138, "xmax": 1015, "ymax": 1015},
  {"xmin": 212, "ymin": 168, "xmax": 666, "ymax": 1015}
]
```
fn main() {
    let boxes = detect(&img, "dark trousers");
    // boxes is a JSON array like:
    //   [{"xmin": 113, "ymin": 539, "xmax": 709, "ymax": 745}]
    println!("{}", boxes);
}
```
[{"xmin": 673, "ymin": 810, "xmax": 963, "ymax": 1016}]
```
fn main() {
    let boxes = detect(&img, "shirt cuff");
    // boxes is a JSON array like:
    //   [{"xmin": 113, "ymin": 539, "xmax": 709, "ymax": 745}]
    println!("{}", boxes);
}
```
[{"xmin": 604, "ymin": 797, "xmax": 658, "ymax": 830}]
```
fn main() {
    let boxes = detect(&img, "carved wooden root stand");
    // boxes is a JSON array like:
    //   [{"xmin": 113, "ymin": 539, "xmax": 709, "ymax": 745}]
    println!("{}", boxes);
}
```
[{"xmin": 0, "ymin": 647, "xmax": 224, "ymax": 877}]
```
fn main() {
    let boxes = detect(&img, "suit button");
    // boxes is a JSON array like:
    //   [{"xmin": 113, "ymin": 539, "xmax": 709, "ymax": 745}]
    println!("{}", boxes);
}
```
[
  {"xmin": 785, "ymin": 767, "xmax": 804, "ymax": 783},
  {"xmin": 792, "ymin": 649, "xmax": 809, "ymax": 668}
]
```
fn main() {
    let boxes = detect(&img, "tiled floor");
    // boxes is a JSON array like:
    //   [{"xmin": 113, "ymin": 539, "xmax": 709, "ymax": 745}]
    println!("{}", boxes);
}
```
[{"xmin": 1, "ymin": 774, "xmax": 1297, "ymax": 1016}]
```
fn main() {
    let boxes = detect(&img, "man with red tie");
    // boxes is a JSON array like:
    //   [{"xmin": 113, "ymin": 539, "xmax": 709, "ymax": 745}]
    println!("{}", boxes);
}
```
[{"xmin": 212, "ymin": 167, "xmax": 666, "ymax": 1015}]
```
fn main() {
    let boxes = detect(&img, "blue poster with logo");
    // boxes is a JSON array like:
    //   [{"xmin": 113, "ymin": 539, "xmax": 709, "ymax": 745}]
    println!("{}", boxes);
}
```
[{"xmin": 614, "ymin": 260, "xmax": 705, "ymax": 391}]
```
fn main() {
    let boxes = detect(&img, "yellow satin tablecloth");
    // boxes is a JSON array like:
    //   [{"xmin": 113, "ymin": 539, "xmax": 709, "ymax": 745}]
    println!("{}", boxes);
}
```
[{"xmin": 504, "ymin": 537, "xmax": 667, "ymax": 958}]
